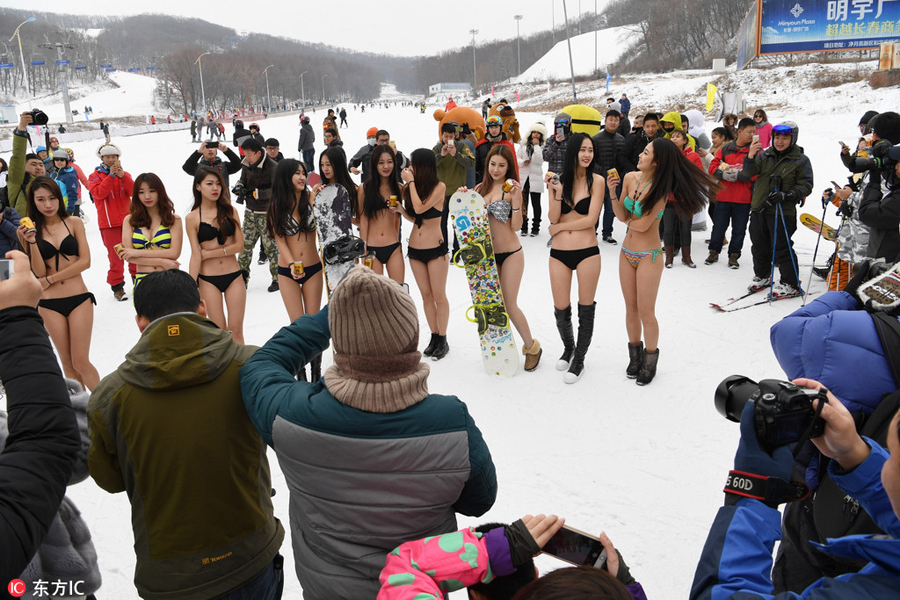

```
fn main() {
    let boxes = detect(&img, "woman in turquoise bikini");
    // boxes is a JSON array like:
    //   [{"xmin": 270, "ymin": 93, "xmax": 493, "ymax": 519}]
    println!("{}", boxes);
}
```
[
  {"xmin": 606, "ymin": 138, "xmax": 713, "ymax": 385},
  {"xmin": 546, "ymin": 133, "xmax": 604, "ymax": 384}
]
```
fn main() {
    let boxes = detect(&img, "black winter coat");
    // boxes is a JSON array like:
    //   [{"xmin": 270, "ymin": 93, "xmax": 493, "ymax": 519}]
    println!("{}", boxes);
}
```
[
  {"xmin": 0, "ymin": 307, "xmax": 79, "ymax": 582},
  {"xmin": 591, "ymin": 128, "xmax": 624, "ymax": 174}
]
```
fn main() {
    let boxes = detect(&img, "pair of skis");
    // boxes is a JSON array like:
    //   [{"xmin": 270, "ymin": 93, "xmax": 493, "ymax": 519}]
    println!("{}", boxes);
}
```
[{"xmin": 710, "ymin": 284, "xmax": 809, "ymax": 312}]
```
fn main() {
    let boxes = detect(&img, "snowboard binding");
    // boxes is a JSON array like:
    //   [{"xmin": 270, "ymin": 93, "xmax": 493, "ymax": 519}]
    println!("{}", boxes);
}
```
[
  {"xmin": 453, "ymin": 239, "xmax": 494, "ymax": 267},
  {"xmin": 322, "ymin": 235, "xmax": 367, "ymax": 265},
  {"xmin": 466, "ymin": 303, "xmax": 510, "ymax": 335}
]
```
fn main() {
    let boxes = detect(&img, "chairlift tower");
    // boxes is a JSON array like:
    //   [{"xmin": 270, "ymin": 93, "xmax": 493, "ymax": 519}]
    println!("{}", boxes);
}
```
[{"xmin": 39, "ymin": 36, "xmax": 76, "ymax": 124}]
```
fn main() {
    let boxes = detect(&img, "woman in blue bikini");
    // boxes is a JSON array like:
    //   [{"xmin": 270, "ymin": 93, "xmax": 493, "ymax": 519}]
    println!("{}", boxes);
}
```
[
  {"xmin": 119, "ymin": 173, "xmax": 183, "ymax": 292},
  {"xmin": 606, "ymin": 138, "xmax": 713, "ymax": 385},
  {"xmin": 394, "ymin": 149, "xmax": 450, "ymax": 360},
  {"xmin": 357, "ymin": 145, "xmax": 404, "ymax": 283},
  {"xmin": 185, "ymin": 167, "xmax": 246, "ymax": 343},
  {"xmin": 546, "ymin": 133, "xmax": 604, "ymax": 384},
  {"xmin": 18, "ymin": 176, "xmax": 100, "ymax": 390}
]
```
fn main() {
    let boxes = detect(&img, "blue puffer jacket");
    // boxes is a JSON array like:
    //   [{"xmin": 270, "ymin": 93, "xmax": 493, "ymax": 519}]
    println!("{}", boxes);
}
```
[
  {"xmin": 240, "ymin": 307, "xmax": 497, "ymax": 600},
  {"xmin": 770, "ymin": 291, "xmax": 896, "ymax": 416},
  {"xmin": 690, "ymin": 440, "xmax": 900, "ymax": 599},
  {"xmin": 0, "ymin": 206, "xmax": 21, "ymax": 255}
]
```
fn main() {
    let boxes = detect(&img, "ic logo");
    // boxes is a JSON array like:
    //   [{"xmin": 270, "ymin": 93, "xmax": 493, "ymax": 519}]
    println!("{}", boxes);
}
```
[
  {"xmin": 8, "ymin": 579, "xmax": 26, "ymax": 597},
  {"xmin": 457, "ymin": 215, "xmax": 471, "ymax": 232},
  {"xmin": 790, "ymin": 3, "xmax": 804, "ymax": 18},
  {"xmin": 167, "ymin": 325, "xmax": 181, "ymax": 337}
]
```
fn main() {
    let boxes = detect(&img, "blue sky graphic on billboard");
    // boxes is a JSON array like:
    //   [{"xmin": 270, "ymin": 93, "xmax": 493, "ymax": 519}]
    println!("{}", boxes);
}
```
[{"xmin": 761, "ymin": 0, "xmax": 900, "ymax": 53}]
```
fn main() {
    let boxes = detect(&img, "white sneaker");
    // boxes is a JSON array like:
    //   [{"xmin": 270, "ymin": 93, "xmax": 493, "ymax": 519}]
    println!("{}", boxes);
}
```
[{"xmin": 747, "ymin": 276, "xmax": 771, "ymax": 292}]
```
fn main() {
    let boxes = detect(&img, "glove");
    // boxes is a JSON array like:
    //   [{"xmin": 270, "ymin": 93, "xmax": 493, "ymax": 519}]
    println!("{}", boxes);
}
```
[
  {"xmin": 734, "ymin": 402, "xmax": 793, "ymax": 482},
  {"xmin": 821, "ymin": 189, "xmax": 833, "ymax": 209},
  {"xmin": 460, "ymin": 122, "xmax": 471, "ymax": 136},
  {"xmin": 602, "ymin": 549, "xmax": 636, "ymax": 586},
  {"xmin": 721, "ymin": 169, "xmax": 739, "ymax": 182},
  {"xmin": 503, "ymin": 519, "xmax": 541, "ymax": 567},
  {"xmin": 837, "ymin": 201, "xmax": 853, "ymax": 218},
  {"xmin": 842, "ymin": 260, "xmax": 870, "ymax": 299},
  {"xmin": 766, "ymin": 190, "xmax": 786, "ymax": 206}
]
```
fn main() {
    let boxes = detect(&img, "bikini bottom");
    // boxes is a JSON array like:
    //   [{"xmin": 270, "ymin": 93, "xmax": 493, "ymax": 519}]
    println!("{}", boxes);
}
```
[
  {"xmin": 368, "ymin": 242, "xmax": 401, "ymax": 265},
  {"xmin": 408, "ymin": 241, "xmax": 448, "ymax": 265},
  {"xmin": 39, "ymin": 292, "xmax": 96, "ymax": 318},
  {"xmin": 198, "ymin": 270, "xmax": 244, "ymax": 293},
  {"xmin": 549, "ymin": 246, "xmax": 600, "ymax": 271},
  {"xmin": 621, "ymin": 245, "xmax": 663, "ymax": 269},
  {"xmin": 277, "ymin": 262, "xmax": 323, "ymax": 286},
  {"xmin": 495, "ymin": 246, "xmax": 522, "ymax": 269}
]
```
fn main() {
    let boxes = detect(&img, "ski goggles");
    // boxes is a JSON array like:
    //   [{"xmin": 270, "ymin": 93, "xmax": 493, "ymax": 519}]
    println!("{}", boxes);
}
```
[
  {"xmin": 773, "ymin": 124, "xmax": 793, "ymax": 136},
  {"xmin": 486, "ymin": 116, "xmax": 503, "ymax": 127}
]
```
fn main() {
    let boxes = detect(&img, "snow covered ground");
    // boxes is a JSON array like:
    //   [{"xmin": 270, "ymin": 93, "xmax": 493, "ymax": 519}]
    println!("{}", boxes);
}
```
[
  {"xmin": 512, "ymin": 25, "xmax": 637, "ymax": 84},
  {"xmin": 3, "ymin": 64, "xmax": 890, "ymax": 598}
]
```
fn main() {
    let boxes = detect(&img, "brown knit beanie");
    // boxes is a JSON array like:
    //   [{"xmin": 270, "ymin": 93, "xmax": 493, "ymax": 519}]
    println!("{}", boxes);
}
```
[{"xmin": 324, "ymin": 266, "xmax": 429, "ymax": 412}]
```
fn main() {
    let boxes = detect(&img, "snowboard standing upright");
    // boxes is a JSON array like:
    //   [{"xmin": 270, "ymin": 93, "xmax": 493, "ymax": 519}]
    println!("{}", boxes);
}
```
[
  {"xmin": 314, "ymin": 184, "xmax": 363, "ymax": 297},
  {"xmin": 449, "ymin": 190, "xmax": 519, "ymax": 377}
]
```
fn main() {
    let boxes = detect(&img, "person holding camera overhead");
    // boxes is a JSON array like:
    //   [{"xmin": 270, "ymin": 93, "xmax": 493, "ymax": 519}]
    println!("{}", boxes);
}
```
[
  {"xmin": 87, "ymin": 143, "xmax": 136, "ymax": 302},
  {"xmin": 235, "ymin": 137, "xmax": 279, "ymax": 292},
  {"xmin": 182, "ymin": 140, "xmax": 243, "ymax": 190},
  {"xmin": 690, "ymin": 378, "xmax": 900, "ymax": 599},
  {"xmin": 9, "ymin": 112, "xmax": 46, "ymax": 217}
]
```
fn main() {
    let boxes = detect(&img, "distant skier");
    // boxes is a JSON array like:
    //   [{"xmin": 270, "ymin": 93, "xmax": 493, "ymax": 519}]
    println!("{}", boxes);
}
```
[{"xmin": 339, "ymin": 107, "xmax": 348, "ymax": 128}]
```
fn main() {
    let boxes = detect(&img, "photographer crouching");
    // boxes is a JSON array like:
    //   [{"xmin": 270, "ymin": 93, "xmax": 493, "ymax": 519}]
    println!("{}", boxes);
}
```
[{"xmin": 690, "ymin": 378, "xmax": 900, "ymax": 598}]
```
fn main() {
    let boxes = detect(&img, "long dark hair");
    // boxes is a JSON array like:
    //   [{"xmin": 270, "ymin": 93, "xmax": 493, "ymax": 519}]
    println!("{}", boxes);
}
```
[
  {"xmin": 268, "ymin": 159, "xmax": 313, "ymax": 237},
  {"xmin": 361, "ymin": 145, "xmax": 401, "ymax": 221},
  {"xmin": 131, "ymin": 173, "xmax": 176, "ymax": 229},
  {"xmin": 475, "ymin": 144, "xmax": 517, "ymax": 199},
  {"xmin": 525, "ymin": 128, "xmax": 543, "ymax": 159},
  {"xmin": 319, "ymin": 146, "xmax": 357, "ymax": 198},
  {"xmin": 27, "ymin": 176, "xmax": 69, "ymax": 238},
  {"xmin": 402, "ymin": 148, "xmax": 439, "ymax": 213},
  {"xmin": 560, "ymin": 133, "xmax": 595, "ymax": 208},
  {"xmin": 641, "ymin": 138, "xmax": 717, "ymax": 219},
  {"xmin": 512, "ymin": 565, "xmax": 631, "ymax": 600},
  {"xmin": 191, "ymin": 167, "xmax": 237, "ymax": 234}
]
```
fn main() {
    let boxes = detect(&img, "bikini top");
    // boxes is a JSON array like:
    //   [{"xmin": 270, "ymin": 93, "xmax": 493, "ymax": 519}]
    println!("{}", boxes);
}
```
[
  {"xmin": 197, "ymin": 207, "xmax": 236, "ymax": 245},
  {"xmin": 623, "ymin": 196, "xmax": 665, "ymax": 220},
  {"xmin": 560, "ymin": 197, "xmax": 590, "ymax": 215},
  {"xmin": 486, "ymin": 199, "xmax": 512, "ymax": 223},
  {"xmin": 284, "ymin": 210, "xmax": 316, "ymax": 237},
  {"xmin": 414, "ymin": 206, "xmax": 442, "ymax": 229},
  {"xmin": 133, "ymin": 227, "xmax": 172, "ymax": 250},
  {"xmin": 37, "ymin": 220, "xmax": 79, "ymax": 271}
]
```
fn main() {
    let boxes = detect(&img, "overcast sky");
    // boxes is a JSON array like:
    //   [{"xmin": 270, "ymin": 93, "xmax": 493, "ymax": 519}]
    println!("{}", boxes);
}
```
[{"xmin": 4, "ymin": 0, "xmax": 611, "ymax": 56}]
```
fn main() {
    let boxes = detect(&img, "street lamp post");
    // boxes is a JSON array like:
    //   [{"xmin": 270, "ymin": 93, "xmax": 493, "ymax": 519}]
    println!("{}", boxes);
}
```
[
  {"xmin": 263, "ymin": 64, "xmax": 274, "ymax": 113},
  {"xmin": 194, "ymin": 51, "xmax": 210, "ymax": 116},
  {"xmin": 9, "ymin": 16, "xmax": 35, "ymax": 97},
  {"xmin": 299, "ymin": 70, "xmax": 307, "ymax": 108},
  {"xmin": 469, "ymin": 29, "xmax": 478, "ymax": 91},
  {"xmin": 322, "ymin": 74, "xmax": 328, "ymax": 104},
  {"xmin": 514, "ymin": 15, "xmax": 523, "ymax": 75}
]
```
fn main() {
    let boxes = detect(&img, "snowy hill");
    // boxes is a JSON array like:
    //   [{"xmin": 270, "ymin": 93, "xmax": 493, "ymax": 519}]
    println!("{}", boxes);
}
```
[{"xmin": 512, "ymin": 25, "xmax": 638, "ymax": 84}]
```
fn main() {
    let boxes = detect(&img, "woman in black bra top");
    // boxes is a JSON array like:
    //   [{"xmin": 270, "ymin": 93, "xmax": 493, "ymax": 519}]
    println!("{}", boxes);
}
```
[
  {"xmin": 394, "ymin": 148, "xmax": 450, "ymax": 360},
  {"xmin": 546, "ymin": 133, "xmax": 604, "ymax": 384},
  {"xmin": 185, "ymin": 167, "xmax": 246, "ymax": 343},
  {"xmin": 357, "ymin": 145, "xmax": 405, "ymax": 284},
  {"xmin": 471, "ymin": 144, "xmax": 542, "ymax": 372},
  {"xmin": 18, "ymin": 176, "xmax": 101, "ymax": 390},
  {"xmin": 268, "ymin": 159, "xmax": 325, "ymax": 372}
]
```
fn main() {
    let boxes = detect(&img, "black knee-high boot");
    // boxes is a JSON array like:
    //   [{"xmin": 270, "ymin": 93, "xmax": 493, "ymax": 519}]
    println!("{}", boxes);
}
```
[
  {"xmin": 310, "ymin": 353, "xmax": 323, "ymax": 382},
  {"xmin": 554, "ymin": 306, "xmax": 574, "ymax": 371},
  {"xmin": 565, "ymin": 302, "xmax": 596, "ymax": 384}
]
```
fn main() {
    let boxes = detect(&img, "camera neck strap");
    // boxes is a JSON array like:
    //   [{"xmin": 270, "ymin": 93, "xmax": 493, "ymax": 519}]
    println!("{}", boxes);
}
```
[{"xmin": 724, "ymin": 470, "xmax": 810, "ymax": 507}]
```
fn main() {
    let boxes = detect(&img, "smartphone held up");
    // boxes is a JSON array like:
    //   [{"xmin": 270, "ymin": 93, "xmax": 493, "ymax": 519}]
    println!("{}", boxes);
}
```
[{"xmin": 541, "ymin": 525, "xmax": 608, "ymax": 568}]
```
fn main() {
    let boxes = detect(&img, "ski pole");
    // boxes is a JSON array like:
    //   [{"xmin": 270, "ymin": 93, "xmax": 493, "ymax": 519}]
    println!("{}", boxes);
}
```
[
  {"xmin": 769, "ymin": 206, "xmax": 778, "ymax": 303},
  {"xmin": 778, "ymin": 203, "xmax": 803, "ymax": 296},
  {"xmin": 803, "ymin": 199, "xmax": 829, "ymax": 306}
]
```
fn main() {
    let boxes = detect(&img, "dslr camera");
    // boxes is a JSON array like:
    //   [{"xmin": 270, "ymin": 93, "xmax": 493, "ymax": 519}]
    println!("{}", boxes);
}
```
[
  {"xmin": 715, "ymin": 376, "xmax": 828, "ymax": 450},
  {"xmin": 28, "ymin": 108, "xmax": 49, "ymax": 126},
  {"xmin": 231, "ymin": 183, "xmax": 250, "ymax": 205}
]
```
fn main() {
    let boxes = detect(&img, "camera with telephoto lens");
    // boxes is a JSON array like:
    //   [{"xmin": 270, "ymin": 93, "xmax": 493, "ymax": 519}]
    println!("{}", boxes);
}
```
[
  {"xmin": 231, "ymin": 183, "xmax": 249, "ymax": 205},
  {"xmin": 715, "ymin": 376, "xmax": 828, "ymax": 450},
  {"xmin": 28, "ymin": 108, "xmax": 49, "ymax": 126}
]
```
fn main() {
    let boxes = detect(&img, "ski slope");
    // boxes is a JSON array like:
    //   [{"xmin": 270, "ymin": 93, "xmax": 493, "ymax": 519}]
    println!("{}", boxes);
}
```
[
  {"xmin": 513, "ymin": 25, "xmax": 638, "ymax": 83},
  {"xmin": 2, "ymin": 57, "xmax": 892, "ymax": 599}
]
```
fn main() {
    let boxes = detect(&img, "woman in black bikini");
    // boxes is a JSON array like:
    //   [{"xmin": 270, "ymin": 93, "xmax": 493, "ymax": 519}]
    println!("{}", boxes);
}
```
[
  {"xmin": 393, "ymin": 149, "xmax": 449, "ymax": 360},
  {"xmin": 546, "ymin": 133, "xmax": 604, "ymax": 384},
  {"xmin": 606, "ymin": 138, "xmax": 713, "ymax": 385},
  {"xmin": 268, "ymin": 159, "xmax": 325, "ymax": 380},
  {"xmin": 357, "ymin": 145, "xmax": 404, "ymax": 283},
  {"xmin": 472, "ymin": 144, "xmax": 542, "ymax": 372},
  {"xmin": 185, "ymin": 167, "xmax": 246, "ymax": 343},
  {"xmin": 17, "ymin": 176, "xmax": 101, "ymax": 390}
]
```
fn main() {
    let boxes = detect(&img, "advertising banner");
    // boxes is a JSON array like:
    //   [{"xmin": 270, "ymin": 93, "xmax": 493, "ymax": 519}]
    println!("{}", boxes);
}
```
[
  {"xmin": 737, "ymin": 0, "xmax": 760, "ymax": 69},
  {"xmin": 760, "ymin": 0, "xmax": 900, "ymax": 54}
]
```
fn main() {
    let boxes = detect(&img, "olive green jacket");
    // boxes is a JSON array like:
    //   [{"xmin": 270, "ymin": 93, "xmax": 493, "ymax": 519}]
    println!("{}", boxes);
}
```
[
  {"xmin": 9, "ymin": 130, "xmax": 32, "ymax": 216},
  {"xmin": 742, "ymin": 143, "xmax": 814, "ymax": 216},
  {"xmin": 87, "ymin": 313, "xmax": 283, "ymax": 599}
]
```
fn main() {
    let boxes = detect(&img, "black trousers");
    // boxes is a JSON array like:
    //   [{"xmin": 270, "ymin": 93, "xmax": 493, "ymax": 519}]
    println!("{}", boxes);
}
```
[
  {"xmin": 749, "ymin": 209, "xmax": 799, "ymax": 286},
  {"xmin": 521, "ymin": 178, "xmax": 542, "ymax": 232}
]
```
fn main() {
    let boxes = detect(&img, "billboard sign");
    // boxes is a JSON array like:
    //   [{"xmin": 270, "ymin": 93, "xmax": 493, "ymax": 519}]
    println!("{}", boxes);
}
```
[
  {"xmin": 760, "ymin": 0, "xmax": 900, "ymax": 54},
  {"xmin": 738, "ymin": 1, "xmax": 760, "ymax": 68}
]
